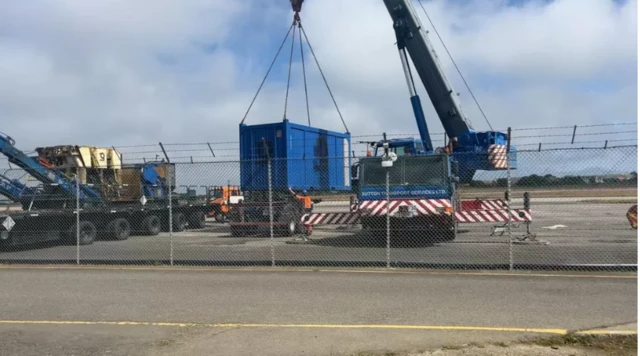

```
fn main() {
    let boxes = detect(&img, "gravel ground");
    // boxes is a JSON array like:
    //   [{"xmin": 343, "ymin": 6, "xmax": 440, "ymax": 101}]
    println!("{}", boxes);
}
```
[{"xmin": 412, "ymin": 344, "xmax": 609, "ymax": 356}]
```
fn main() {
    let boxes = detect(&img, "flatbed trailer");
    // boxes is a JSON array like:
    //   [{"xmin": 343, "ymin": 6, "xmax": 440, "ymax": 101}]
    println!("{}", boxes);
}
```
[
  {"xmin": 227, "ymin": 190, "xmax": 312, "ymax": 237},
  {"xmin": 0, "ymin": 197, "xmax": 213, "ymax": 248}
]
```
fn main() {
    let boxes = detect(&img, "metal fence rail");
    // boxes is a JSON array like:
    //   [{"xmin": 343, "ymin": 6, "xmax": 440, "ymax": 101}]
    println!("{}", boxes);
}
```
[{"xmin": 0, "ymin": 146, "xmax": 636, "ymax": 271}]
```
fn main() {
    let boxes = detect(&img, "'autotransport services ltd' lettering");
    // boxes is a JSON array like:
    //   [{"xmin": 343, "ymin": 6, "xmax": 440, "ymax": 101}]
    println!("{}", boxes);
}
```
[{"xmin": 360, "ymin": 189, "xmax": 447, "ymax": 197}]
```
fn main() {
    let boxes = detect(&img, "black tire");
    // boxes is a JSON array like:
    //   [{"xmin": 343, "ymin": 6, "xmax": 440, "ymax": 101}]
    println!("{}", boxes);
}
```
[
  {"xmin": 106, "ymin": 218, "xmax": 131, "ymax": 241},
  {"xmin": 440, "ymin": 218, "xmax": 457, "ymax": 242},
  {"xmin": 442, "ymin": 231, "xmax": 456, "ymax": 241},
  {"xmin": 230, "ymin": 226, "xmax": 244, "ymax": 237},
  {"xmin": 214, "ymin": 212, "xmax": 225, "ymax": 223},
  {"xmin": 277, "ymin": 203, "xmax": 300, "ymax": 237},
  {"xmin": 283, "ymin": 219, "xmax": 297, "ymax": 237},
  {"xmin": 141, "ymin": 215, "xmax": 161, "ymax": 236},
  {"xmin": 188, "ymin": 211, "xmax": 206, "ymax": 229},
  {"xmin": 67, "ymin": 221, "xmax": 97, "ymax": 245},
  {"xmin": 172, "ymin": 212, "xmax": 187, "ymax": 232}
]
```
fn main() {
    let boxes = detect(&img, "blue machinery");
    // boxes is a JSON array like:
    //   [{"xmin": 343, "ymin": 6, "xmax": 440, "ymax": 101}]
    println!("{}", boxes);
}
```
[
  {"xmin": 0, "ymin": 134, "xmax": 103, "ymax": 206},
  {"xmin": 0, "ymin": 172, "xmax": 39, "ymax": 207},
  {"xmin": 365, "ymin": 0, "xmax": 517, "ymax": 183},
  {"xmin": 0, "ymin": 133, "xmax": 171, "ymax": 208}
]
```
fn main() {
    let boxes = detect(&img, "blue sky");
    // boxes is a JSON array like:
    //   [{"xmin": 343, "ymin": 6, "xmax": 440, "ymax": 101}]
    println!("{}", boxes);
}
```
[{"xmin": 0, "ymin": 0, "xmax": 636, "ymax": 181}]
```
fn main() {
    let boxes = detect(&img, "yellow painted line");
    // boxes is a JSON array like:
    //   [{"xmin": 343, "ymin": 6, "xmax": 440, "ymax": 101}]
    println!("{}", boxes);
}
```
[
  {"xmin": 0, "ymin": 265, "xmax": 635, "ymax": 279},
  {"xmin": 0, "ymin": 320, "xmax": 568, "ymax": 334},
  {"xmin": 0, "ymin": 320, "xmax": 635, "ymax": 336}
]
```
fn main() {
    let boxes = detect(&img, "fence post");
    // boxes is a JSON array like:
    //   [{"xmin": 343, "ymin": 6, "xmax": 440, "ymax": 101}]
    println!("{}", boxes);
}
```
[
  {"xmin": 168, "ymin": 164, "xmax": 173, "ymax": 266},
  {"xmin": 506, "ymin": 127, "xmax": 513, "ymax": 271},
  {"xmin": 386, "ymin": 168, "xmax": 391, "ymax": 269},
  {"xmin": 75, "ymin": 177, "xmax": 80, "ymax": 265},
  {"xmin": 268, "ymin": 157, "xmax": 275, "ymax": 267}
]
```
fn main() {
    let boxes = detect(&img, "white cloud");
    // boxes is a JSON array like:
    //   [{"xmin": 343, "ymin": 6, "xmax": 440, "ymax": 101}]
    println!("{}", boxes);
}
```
[{"xmin": 0, "ymin": 0, "xmax": 636, "ymax": 167}]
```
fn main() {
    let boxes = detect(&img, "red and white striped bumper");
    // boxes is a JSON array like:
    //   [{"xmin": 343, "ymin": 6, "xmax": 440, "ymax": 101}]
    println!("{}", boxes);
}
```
[
  {"xmin": 301, "ymin": 199, "xmax": 532, "ymax": 225},
  {"xmin": 488, "ymin": 144, "xmax": 508, "ymax": 169}
]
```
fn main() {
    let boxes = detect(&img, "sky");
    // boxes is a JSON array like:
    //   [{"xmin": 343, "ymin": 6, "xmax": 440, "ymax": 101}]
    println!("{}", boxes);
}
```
[{"xmin": 0, "ymin": 0, "xmax": 637, "ymax": 181}]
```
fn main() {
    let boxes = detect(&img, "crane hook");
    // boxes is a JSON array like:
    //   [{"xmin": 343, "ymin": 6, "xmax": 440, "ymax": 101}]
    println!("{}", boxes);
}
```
[
  {"xmin": 290, "ymin": 0, "xmax": 303, "ymax": 24},
  {"xmin": 290, "ymin": 0, "xmax": 303, "ymax": 12}
]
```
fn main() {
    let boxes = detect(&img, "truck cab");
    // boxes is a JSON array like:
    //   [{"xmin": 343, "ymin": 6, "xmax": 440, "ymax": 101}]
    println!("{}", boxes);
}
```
[
  {"xmin": 351, "ymin": 138, "xmax": 429, "ymax": 191},
  {"xmin": 355, "ymin": 154, "xmax": 457, "ymax": 239},
  {"xmin": 372, "ymin": 138, "xmax": 426, "ymax": 157},
  {"xmin": 207, "ymin": 185, "xmax": 244, "ymax": 222}
]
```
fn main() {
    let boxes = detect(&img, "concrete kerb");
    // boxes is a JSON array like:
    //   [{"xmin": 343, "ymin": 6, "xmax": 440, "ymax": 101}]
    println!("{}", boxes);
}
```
[{"xmin": 0, "ymin": 264, "xmax": 636, "ymax": 278}]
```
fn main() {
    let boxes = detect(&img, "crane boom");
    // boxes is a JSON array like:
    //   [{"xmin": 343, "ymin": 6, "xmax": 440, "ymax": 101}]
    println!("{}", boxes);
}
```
[
  {"xmin": 373, "ymin": 0, "xmax": 515, "ymax": 182},
  {"xmin": 383, "ymin": 0, "xmax": 472, "ymax": 140}
]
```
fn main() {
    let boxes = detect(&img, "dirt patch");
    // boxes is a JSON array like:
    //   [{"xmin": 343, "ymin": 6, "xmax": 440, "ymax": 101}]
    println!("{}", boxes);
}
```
[
  {"xmin": 526, "ymin": 334, "xmax": 637, "ymax": 356},
  {"xmin": 579, "ymin": 199, "xmax": 637, "ymax": 204},
  {"xmin": 353, "ymin": 335, "xmax": 637, "ymax": 356}
]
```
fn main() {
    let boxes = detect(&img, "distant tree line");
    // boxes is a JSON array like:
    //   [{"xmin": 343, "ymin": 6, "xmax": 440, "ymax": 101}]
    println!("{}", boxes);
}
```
[{"xmin": 469, "ymin": 172, "xmax": 637, "ymax": 188}]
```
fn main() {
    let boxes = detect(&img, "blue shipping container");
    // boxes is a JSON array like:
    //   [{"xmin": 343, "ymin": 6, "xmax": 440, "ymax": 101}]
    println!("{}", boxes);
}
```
[{"xmin": 239, "ymin": 120, "xmax": 352, "ymax": 192}]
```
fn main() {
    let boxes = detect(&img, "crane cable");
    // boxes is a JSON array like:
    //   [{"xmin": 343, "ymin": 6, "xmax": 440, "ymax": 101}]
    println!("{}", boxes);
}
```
[
  {"xmin": 283, "ymin": 18, "xmax": 297, "ymax": 122},
  {"xmin": 241, "ymin": 2, "xmax": 349, "ymax": 133},
  {"xmin": 287, "ymin": 1, "xmax": 311, "ymax": 126},
  {"xmin": 299, "ymin": 23, "xmax": 349, "ymax": 133},
  {"xmin": 240, "ymin": 23, "xmax": 294, "ymax": 125},
  {"xmin": 417, "ymin": 0, "xmax": 494, "ymax": 131},
  {"xmin": 299, "ymin": 23, "xmax": 311, "ymax": 127}
]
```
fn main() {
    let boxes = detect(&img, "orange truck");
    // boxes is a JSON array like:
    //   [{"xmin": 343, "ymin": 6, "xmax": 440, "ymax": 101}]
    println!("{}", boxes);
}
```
[{"xmin": 207, "ymin": 185, "xmax": 244, "ymax": 223}]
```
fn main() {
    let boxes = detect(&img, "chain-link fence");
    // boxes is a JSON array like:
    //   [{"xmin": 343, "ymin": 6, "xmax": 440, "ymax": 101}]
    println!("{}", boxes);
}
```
[{"xmin": 0, "ymin": 146, "xmax": 636, "ymax": 271}]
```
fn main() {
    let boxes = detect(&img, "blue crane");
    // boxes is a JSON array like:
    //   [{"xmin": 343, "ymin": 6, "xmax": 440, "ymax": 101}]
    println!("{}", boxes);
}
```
[
  {"xmin": 0, "ymin": 134, "xmax": 104, "ymax": 206},
  {"xmin": 371, "ymin": 0, "xmax": 516, "ymax": 182},
  {"xmin": 0, "ymin": 173, "xmax": 40, "ymax": 205}
]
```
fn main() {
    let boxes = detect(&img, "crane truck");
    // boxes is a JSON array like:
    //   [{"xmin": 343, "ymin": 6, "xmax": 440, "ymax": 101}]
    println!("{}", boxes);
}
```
[
  {"xmin": 302, "ymin": 0, "xmax": 531, "ymax": 239},
  {"xmin": 0, "ymin": 134, "xmax": 215, "ymax": 248}
]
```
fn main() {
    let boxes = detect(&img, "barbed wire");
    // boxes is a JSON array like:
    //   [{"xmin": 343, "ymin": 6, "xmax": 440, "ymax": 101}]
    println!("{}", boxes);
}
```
[
  {"xmin": 115, "ymin": 132, "xmax": 637, "ymax": 154},
  {"xmin": 510, "ymin": 122, "xmax": 637, "ymax": 131},
  {"xmin": 0, "ymin": 122, "xmax": 635, "ymax": 168},
  {"xmin": 107, "ymin": 122, "xmax": 638, "ymax": 148},
  {"xmin": 512, "ymin": 130, "xmax": 636, "ymax": 139},
  {"xmin": 161, "ymin": 141, "xmax": 240, "ymax": 147}
]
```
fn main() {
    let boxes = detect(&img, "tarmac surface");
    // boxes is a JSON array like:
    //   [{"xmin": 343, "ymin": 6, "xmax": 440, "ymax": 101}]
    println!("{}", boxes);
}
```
[
  {"xmin": 0, "ymin": 267, "xmax": 635, "ymax": 356},
  {"xmin": 0, "ymin": 201, "xmax": 635, "ymax": 269}
]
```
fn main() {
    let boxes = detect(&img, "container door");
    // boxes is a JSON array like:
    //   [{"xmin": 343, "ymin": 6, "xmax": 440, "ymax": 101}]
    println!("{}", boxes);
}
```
[
  {"xmin": 289, "ymin": 127, "xmax": 307, "ymax": 189},
  {"xmin": 313, "ymin": 132, "xmax": 329, "ymax": 190}
]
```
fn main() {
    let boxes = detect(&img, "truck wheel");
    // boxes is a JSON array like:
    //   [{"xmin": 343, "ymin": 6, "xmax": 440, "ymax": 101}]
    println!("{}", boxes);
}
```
[
  {"xmin": 276, "ymin": 203, "xmax": 299, "ymax": 237},
  {"xmin": 106, "ymin": 218, "xmax": 131, "ymax": 241},
  {"xmin": 441, "ymin": 229, "xmax": 456, "ymax": 242},
  {"xmin": 172, "ymin": 212, "xmax": 187, "ymax": 232},
  {"xmin": 68, "ymin": 221, "xmax": 97, "ymax": 245},
  {"xmin": 141, "ymin": 215, "xmax": 161, "ymax": 236},
  {"xmin": 286, "ymin": 219, "xmax": 297, "ymax": 237},
  {"xmin": 214, "ymin": 212, "xmax": 225, "ymax": 223},
  {"xmin": 188, "ymin": 211, "xmax": 206, "ymax": 229},
  {"xmin": 230, "ymin": 226, "xmax": 244, "ymax": 237}
]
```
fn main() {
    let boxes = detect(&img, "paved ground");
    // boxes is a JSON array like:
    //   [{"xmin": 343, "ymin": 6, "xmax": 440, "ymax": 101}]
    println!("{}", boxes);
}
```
[
  {"xmin": 0, "ymin": 201, "xmax": 635, "ymax": 269},
  {"xmin": 0, "ymin": 267, "xmax": 635, "ymax": 356}
]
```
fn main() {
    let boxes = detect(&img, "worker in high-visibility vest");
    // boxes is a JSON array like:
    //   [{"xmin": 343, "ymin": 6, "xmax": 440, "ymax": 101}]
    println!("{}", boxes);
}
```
[
  {"xmin": 298, "ymin": 190, "xmax": 313, "ymax": 212},
  {"xmin": 288, "ymin": 188, "xmax": 313, "ymax": 212}
]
